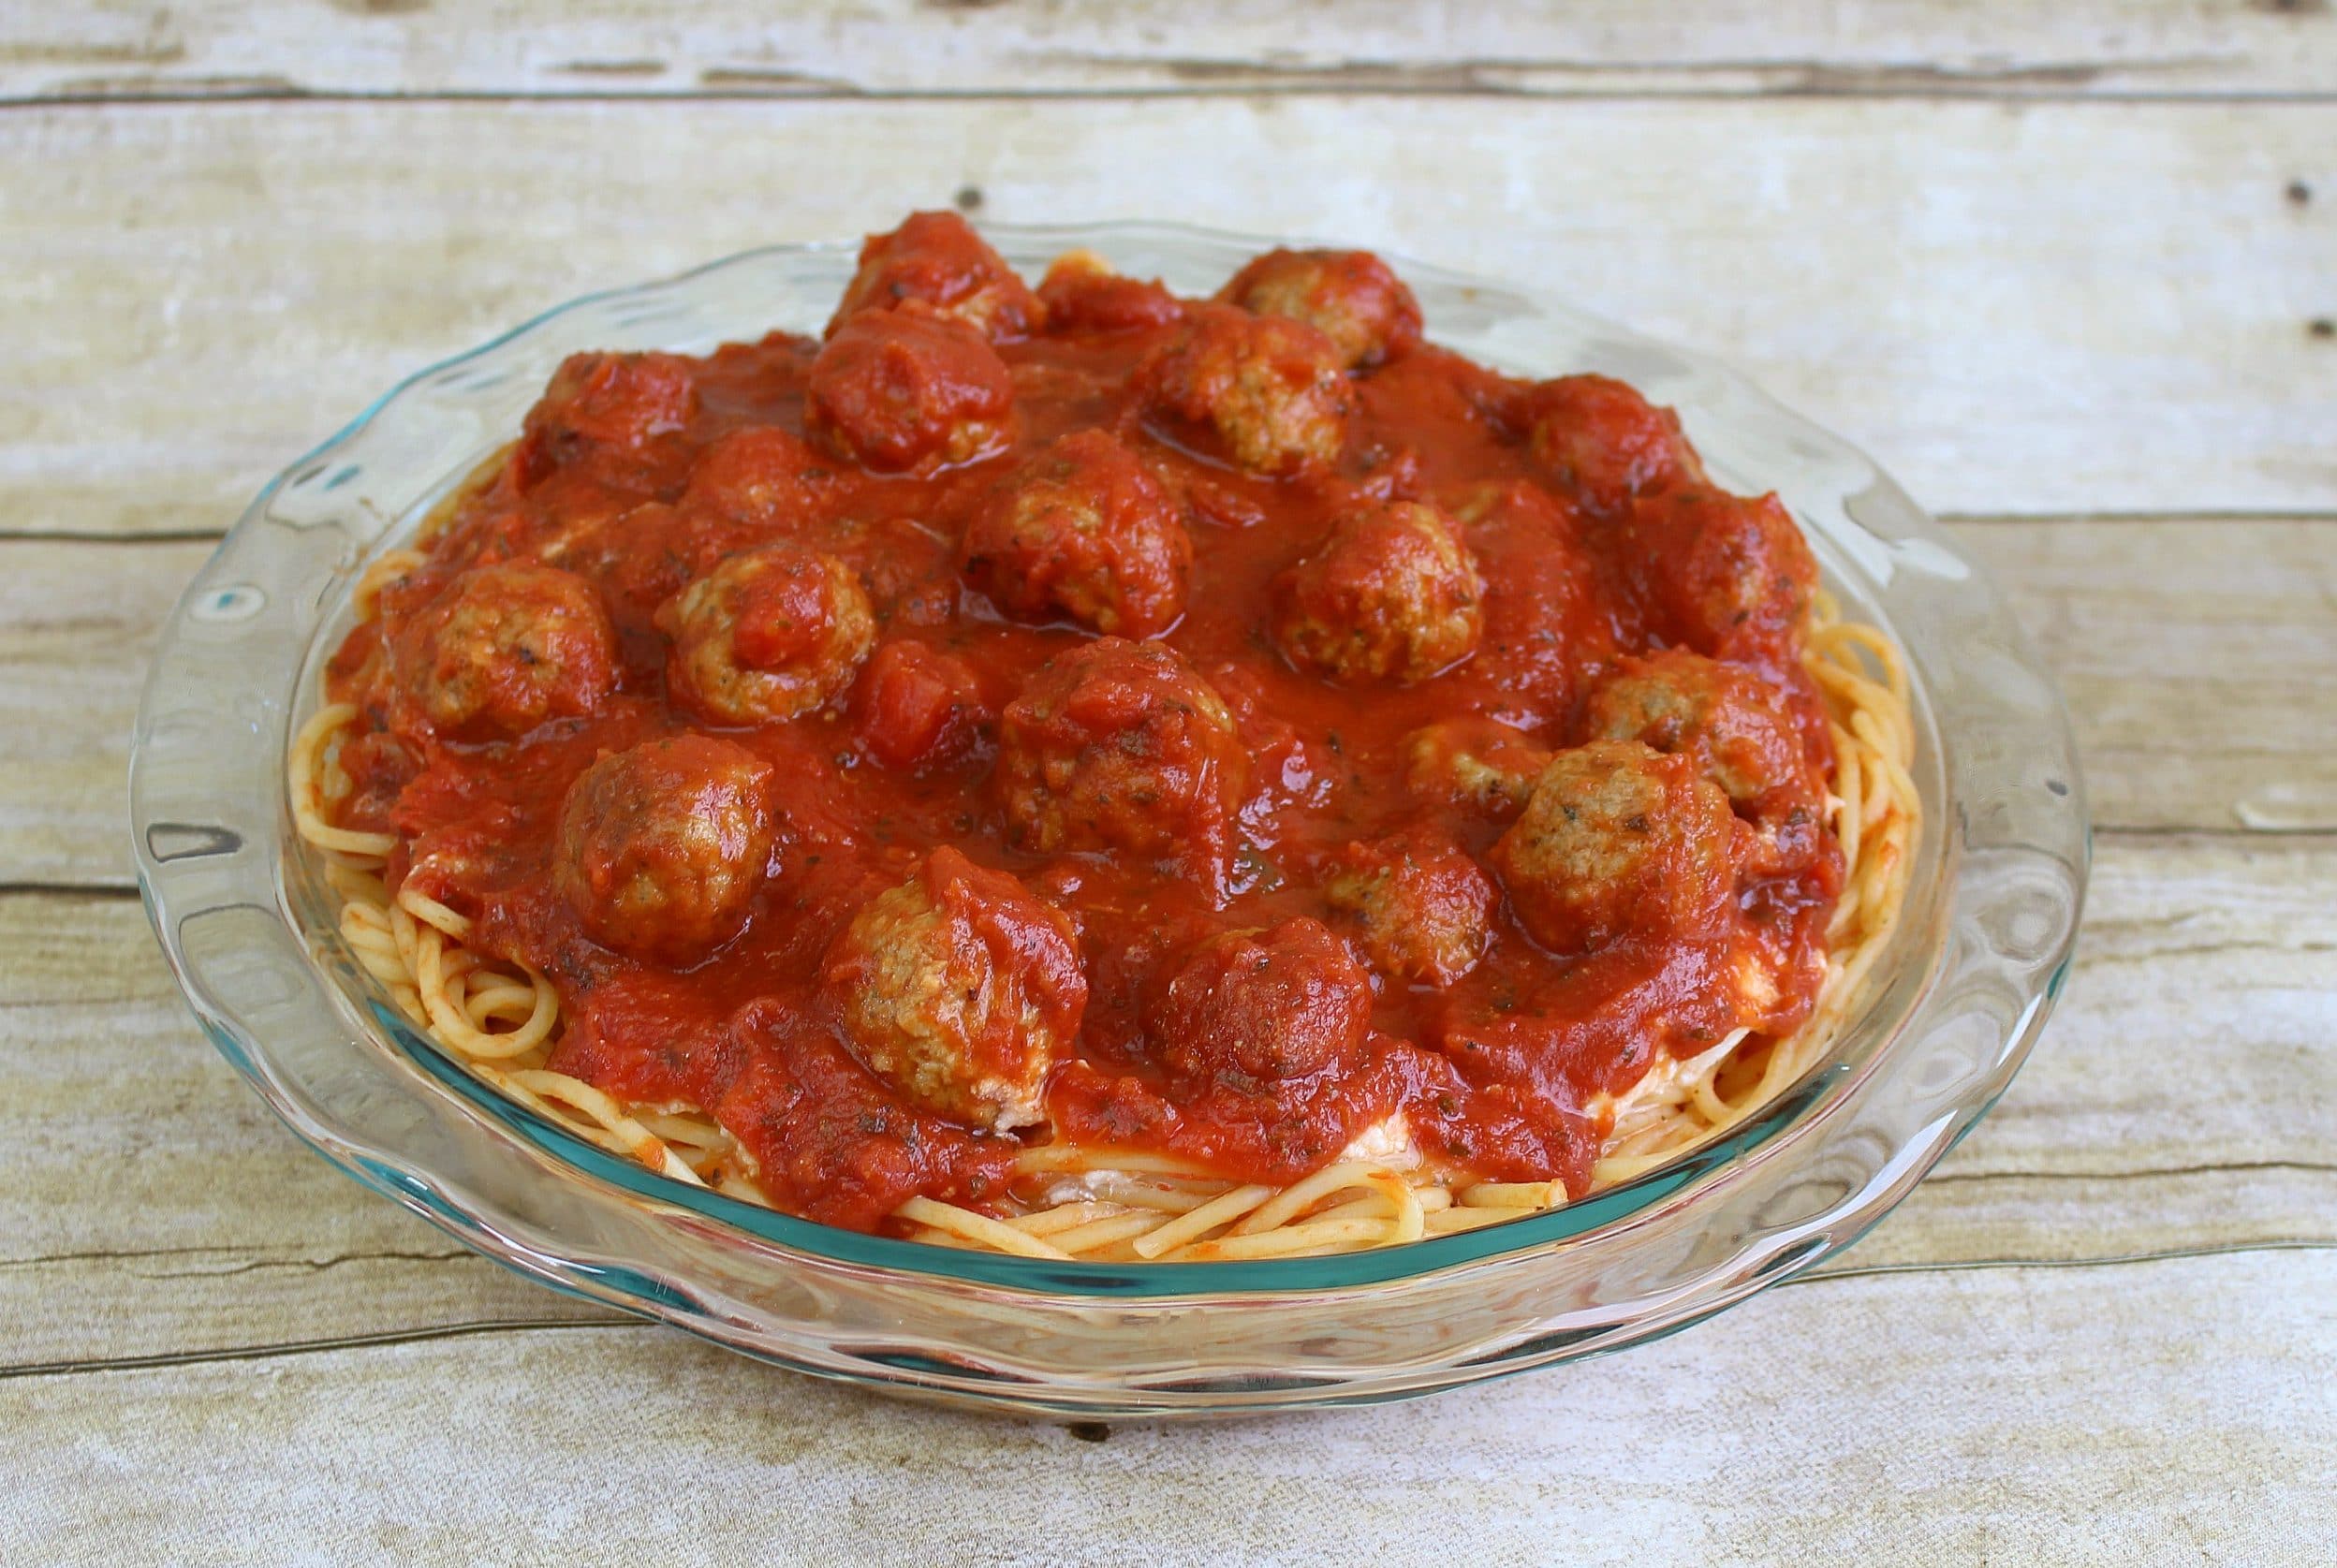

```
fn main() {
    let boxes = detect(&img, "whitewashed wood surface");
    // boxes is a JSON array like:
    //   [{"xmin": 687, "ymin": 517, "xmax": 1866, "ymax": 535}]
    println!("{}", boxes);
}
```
[
  {"xmin": 3, "ymin": 4, "xmax": 2333, "ymax": 1562},
  {"xmin": 8, "ymin": 1, "xmax": 2336, "ymax": 99}
]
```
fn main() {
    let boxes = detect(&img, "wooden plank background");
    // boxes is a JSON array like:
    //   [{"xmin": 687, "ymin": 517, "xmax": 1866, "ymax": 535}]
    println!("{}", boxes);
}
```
[
  {"xmin": 7, "ymin": 99, "xmax": 2330, "ymax": 535},
  {"xmin": 3, "ymin": 3, "xmax": 2332, "ymax": 1561},
  {"xmin": 7, "ymin": 1, "xmax": 2336, "ymax": 100}
]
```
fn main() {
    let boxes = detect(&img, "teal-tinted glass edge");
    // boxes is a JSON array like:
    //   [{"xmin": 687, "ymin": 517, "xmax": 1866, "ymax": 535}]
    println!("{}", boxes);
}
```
[{"xmin": 375, "ymin": 1003, "xmax": 1849, "ymax": 1297}]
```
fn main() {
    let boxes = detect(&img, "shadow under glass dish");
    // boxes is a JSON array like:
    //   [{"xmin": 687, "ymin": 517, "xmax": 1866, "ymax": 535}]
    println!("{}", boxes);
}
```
[{"xmin": 131, "ymin": 223, "xmax": 2086, "ymax": 1415}]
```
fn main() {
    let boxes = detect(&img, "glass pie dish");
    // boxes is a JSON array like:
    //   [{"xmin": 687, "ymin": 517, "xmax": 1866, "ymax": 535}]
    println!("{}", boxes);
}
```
[{"xmin": 130, "ymin": 223, "xmax": 2086, "ymax": 1418}]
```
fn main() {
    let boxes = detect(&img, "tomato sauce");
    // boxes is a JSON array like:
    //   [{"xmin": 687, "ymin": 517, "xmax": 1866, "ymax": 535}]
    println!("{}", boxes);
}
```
[{"xmin": 323, "ymin": 221, "xmax": 1842, "ymax": 1232}]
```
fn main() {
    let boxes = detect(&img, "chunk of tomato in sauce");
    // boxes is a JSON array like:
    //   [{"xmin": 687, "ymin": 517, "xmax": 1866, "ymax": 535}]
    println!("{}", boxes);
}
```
[{"xmin": 850, "ymin": 639, "xmax": 992, "ymax": 771}]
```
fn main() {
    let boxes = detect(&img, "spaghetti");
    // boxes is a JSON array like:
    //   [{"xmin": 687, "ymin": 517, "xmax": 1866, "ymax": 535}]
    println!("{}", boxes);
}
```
[
  {"xmin": 292, "ymin": 603, "xmax": 1914, "ymax": 1263},
  {"xmin": 288, "ymin": 215, "xmax": 1920, "ymax": 1264}
]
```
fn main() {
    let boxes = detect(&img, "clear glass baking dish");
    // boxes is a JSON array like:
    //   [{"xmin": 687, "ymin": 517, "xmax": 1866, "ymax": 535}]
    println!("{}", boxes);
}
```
[{"xmin": 130, "ymin": 223, "xmax": 2086, "ymax": 1418}]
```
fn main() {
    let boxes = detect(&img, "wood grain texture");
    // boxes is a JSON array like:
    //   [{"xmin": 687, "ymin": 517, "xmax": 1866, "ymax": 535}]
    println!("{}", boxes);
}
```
[
  {"xmin": 0, "ymin": 541, "xmax": 213, "ymax": 887},
  {"xmin": 6, "ymin": 0, "xmax": 2335, "ymax": 101},
  {"xmin": 11, "ymin": 520, "xmax": 2332, "ymax": 887},
  {"xmin": 7, "ymin": 829, "xmax": 2331, "ymax": 1370},
  {"xmin": 5, "ymin": 44, "xmax": 2332, "ymax": 1552},
  {"xmin": 1961, "ymin": 520, "xmax": 2337, "ymax": 834},
  {"xmin": 0, "ymin": 893, "xmax": 626, "ymax": 1373},
  {"xmin": 2, "ymin": 99, "xmax": 2330, "ymax": 540},
  {"xmin": 5, "ymin": 1253, "xmax": 2331, "ymax": 1566}
]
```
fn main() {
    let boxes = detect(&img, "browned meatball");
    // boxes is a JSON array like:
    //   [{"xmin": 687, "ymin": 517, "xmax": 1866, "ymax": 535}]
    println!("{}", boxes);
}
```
[
  {"xmin": 1584, "ymin": 649, "xmax": 1828, "ymax": 874},
  {"xmin": 1491, "ymin": 740, "xmax": 1742, "ymax": 954},
  {"xmin": 524, "ymin": 351, "xmax": 697, "ymax": 451},
  {"xmin": 1519, "ymin": 374, "xmax": 1698, "ymax": 517},
  {"xmin": 1216, "ymin": 248, "xmax": 1423, "ymax": 370},
  {"xmin": 1622, "ymin": 486, "xmax": 1818, "ymax": 664},
  {"xmin": 994, "ymin": 637, "xmax": 1246, "ymax": 880},
  {"xmin": 805, "ymin": 303, "xmax": 1016, "ymax": 474},
  {"xmin": 1272, "ymin": 500, "xmax": 1483, "ymax": 683},
  {"xmin": 523, "ymin": 496, "xmax": 691, "ymax": 626},
  {"xmin": 1402, "ymin": 718, "xmax": 1553, "ymax": 820},
  {"xmin": 679, "ymin": 425, "xmax": 834, "ymax": 527},
  {"xmin": 658, "ymin": 545, "xmax": 875, "ymax": 725},
  {"xmin": 393, "ymin": 563, "xmax": 619, "ymax": 741},
  {"xmin": 1322, "ymin": 828, "xmax": 1497, "ymax": 988},
  {"xmin": 820, "ymin": 846, "xmax": 1086, "ymax": 1131},
  {"xmin": 829, "ymin": 210, "xmax": 1043, "ymax": 342},
  {"xmin": 1141, "ymin": 302, "xmax": 1355, "ymax": 476},
  {"xmin": 1438, "ymin": 479, "xmax": 1616, "ymax": 730},
  {"xmin": 513, "ymin": 351, "xmax": 697, "ymax": 491},
  {"xmin": 1036, "ymin": 249, "xmax": 1186, "ymax": 334},
  {"xmin": 554, "ymin": 736, "xmax": 776, "ymax": 965},
  {"xmin": 960, "ymin": 430, "xmax": 1192, "ymax": 637},
  {"xmin": 1152, "ymin": 917, "xmax": 1373, "ymax": 1084}
]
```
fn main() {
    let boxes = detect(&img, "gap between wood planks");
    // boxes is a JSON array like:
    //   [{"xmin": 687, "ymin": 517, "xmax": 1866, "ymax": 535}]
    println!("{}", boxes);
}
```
[
  {"xmin": 4, "ymin": 1240, "xmax": 2330, "ymax": 1383},
  {"xmin": 8, "ymin": 83, "xmax": 2337, "ymax": 110},
  {"xmin": 0, "ymin": 1243, "xmax": 473, "ymax": 1274}
]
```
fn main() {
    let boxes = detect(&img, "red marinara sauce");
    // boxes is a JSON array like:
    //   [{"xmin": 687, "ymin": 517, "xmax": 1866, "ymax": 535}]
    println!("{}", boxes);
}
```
[{"xmin": 322, "ymin": 213, "xmax": 1843, "ymax": 1233}]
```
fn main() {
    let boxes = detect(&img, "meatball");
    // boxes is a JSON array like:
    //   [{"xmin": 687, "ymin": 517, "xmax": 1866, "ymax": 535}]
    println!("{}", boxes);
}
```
[
  {"xmin": 960, "ymin": 430, "xmax": 1193, "ymax": 637},
  {"xmin": 1141, "ymin": 302, "xmax": 1354, "ymax": 476},
  {"xmin": 805, "ymin": 304, "xmax": 1016, "ymax": 474},
  {"xmin": 1439, "ymin": 479, "xmax": 1615, "ymax": 729},
  {"xmin": 679, "ymin": 425, "xmax": 833, "ymax": 527},
  {"xmin": 1583, "ymin": 649, "xmax": 1828, "ymax": 874},
  {"xmin": 515, "ymin": 351, "xmax": 697, "ymax": 485},
  {"xmin": 554, "ymin": 736, "xmax": 776, "ymax": 965},
  {"xmin": 1271, "ymin": 500, "xmax": 1483, "ymax": 683},
  {"xmin": 994, "ymin": 637, "xmax": 1246, "ymax": 880},
  {"xmin": 850, "ymin": 639, "xmax": 992, "ymax": 772},
  {"xmin": 829, "ymin": 210, "xmax": 1043, "ymax": 342},
  {"xmin": 1491, "ymin": 740, "xmax": 1742, "ymax": 954},
  {"xmin": 1216, "ymin": 247, "xmax": 1422, "ymax": 370},
  {"xmin": 1583, "ymin": 650, "xmax": 1815, "ymax": 807},
  {"xmin": 820, "ymin": 846, "xmax": 1086, "ymax": 1131},
  {"xmin": 1036, "ymin": 249, "xmax": 1186, "ymax": 333},
  {"xmin": 1623, "ymin": 486, "xmax": 1818, "ymax": 662},
  {"xmin": 1402, "ymin": 718, "xmax": 1552, "ymax": 819},
  {"xmin": 525, "ymin": 498, "xmax": 708, "ymax": 628},
  {"xmin": 1322, "ymin": 828, "xmax": 1497, "ymax": 988},
  {"xmin": 659, "ymin": 545, "xmax": 875, "ymax": 725},
  {"xmin": 393, "ymin": 563, "xmax": 619, "ymax": 741},
  {"xmin": 1152, "ymin": 917, "xmax": 1373, "ymax": 1084},
  {"xmin": 1520, "ymin": 374, "xmax": 1697, "ymax": 517}
]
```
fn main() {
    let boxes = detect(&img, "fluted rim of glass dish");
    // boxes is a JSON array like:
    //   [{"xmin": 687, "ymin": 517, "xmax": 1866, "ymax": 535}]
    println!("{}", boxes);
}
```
[{"xmin": 131, "ymin": 223, "xmax": 2085, "ymax": 1392}]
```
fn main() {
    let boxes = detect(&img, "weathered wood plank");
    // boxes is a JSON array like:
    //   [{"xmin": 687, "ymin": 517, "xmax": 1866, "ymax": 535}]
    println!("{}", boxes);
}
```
[
  {"xmin": 2, "ymin": 99, "xmax": 2330, "ymax": 538},
  {"xmin": 0, "ymin": 892, "xmax": 626, "ymax": 1370},
  {"xmin": 12, "ymin": 520, "xmax": 2331, "ymax": 888},
  {"xmin": 0, "ymin": 541, "xmax": 213, "ymax": 887},
  {"xmin": 5, "ymin": 1, "xmax": 2334, "ymax": 101},
  {"xmin": 5, "ymin": 1252, "xmax": 2331, "ymax": 1565},
  {"xmin": 1961, "ymin": 520, "xmax": 2337, "ymax": 834},
  {"xmin": 6, "ymin": 831, "xmax": 2330, "ymax": 1370}
]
